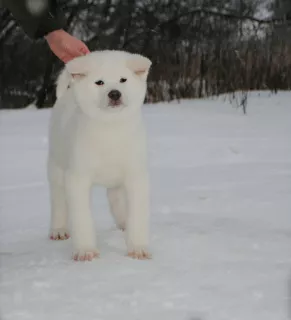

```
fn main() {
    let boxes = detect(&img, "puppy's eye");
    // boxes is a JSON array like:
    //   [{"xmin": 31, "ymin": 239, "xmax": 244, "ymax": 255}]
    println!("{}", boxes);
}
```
[
  {"xmin": 120, "ymin": 78, "xmax": 127, "ymax": 83},
  {"xmin": 95, "ymin": 80, "xmax": 104, "ymax": 86}
]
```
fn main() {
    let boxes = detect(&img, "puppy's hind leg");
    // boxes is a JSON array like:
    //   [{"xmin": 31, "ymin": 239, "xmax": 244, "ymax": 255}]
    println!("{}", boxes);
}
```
[
  {"xmin": 48, "ymin": 164, "xmax": 70, "ymax": 240},
  {"xmin": 107, "ymin": 186, "xmax": 127, "ymax": 231}
]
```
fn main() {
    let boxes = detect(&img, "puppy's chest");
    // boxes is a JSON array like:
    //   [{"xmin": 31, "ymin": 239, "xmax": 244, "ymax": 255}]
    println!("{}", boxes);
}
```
[
  {"xmin": 81, "ymin": 133, "xmax": 127, "ymax": 158},
  {"xmin": 76, "ymin": 126, "xmax": 142, "ymax": 176}
]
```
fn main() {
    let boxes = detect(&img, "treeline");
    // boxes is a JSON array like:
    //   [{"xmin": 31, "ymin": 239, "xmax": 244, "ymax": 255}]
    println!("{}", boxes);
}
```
[{"xmin": 0, "ymin": 0, "xmax": 291, "ymax": 109}]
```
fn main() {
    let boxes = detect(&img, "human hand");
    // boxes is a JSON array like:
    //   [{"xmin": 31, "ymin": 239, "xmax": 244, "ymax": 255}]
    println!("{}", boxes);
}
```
[{"xmin": 45, "ymin": 29, "xmax": 90, "ymax": 63}]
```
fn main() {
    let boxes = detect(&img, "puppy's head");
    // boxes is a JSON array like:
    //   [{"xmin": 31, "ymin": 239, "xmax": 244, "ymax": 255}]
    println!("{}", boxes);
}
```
[{"xmin": 64, "ymin": 50, "xmax": 151, "ymax": 118}]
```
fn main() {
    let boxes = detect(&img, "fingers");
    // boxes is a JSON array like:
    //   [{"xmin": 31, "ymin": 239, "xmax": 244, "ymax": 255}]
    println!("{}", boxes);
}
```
[
  {"xmin": 46, "ymin": 29, "xmax": 90, "ymax": 63},
  {"xmin": 79, "ymin": 44, "xmax": 90, "ymax": 55},
  {"xmin": 61, "ymin": 54, "xmax": 75, "ymax": 64},
  {"xmin": 64, "ymin": 41, "xmax": 90, "ymax": 63},
  {"xmin": 54, "ymin": 44, "xmax": 89, "ymax": 63}
]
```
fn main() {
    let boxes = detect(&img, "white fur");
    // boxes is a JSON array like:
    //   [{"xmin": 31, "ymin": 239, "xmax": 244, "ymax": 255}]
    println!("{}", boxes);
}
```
[{"xmin": 47, "ymin": 50, "xmax": 152, "ymax": 260}]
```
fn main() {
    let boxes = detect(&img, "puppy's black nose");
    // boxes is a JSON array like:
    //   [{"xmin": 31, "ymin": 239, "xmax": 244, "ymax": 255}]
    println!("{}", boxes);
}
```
[{"xmin": 108, "ymin": 90, "xmax": 121, "ymax": 101}]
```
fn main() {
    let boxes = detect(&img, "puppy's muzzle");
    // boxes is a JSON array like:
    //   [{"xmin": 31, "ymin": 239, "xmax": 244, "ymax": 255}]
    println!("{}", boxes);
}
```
[{"xmin": 108, "ymin": 90, "xmax": 122, "ymax": 107}]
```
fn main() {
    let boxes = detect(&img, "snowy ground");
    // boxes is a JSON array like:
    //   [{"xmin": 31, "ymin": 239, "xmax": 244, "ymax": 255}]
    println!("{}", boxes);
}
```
[{"xmin": 0, "ymin": 91, "xmax": 290, "ymax": 320}]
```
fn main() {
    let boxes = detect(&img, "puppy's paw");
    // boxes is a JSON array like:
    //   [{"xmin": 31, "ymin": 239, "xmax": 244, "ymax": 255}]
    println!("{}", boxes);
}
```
[
  {"xmin": 50, "ymin": 228, "xmax": 70, "ymax": 240},
  {"xmin": 117, "ymin": 223, "xmax": 126, "ymax": 232},
  {"xmin": 127, "ymin": 248, "xmax": 152, "ymax": 260},
  {"xmin": 72, "ymin": 250, "xmax": 99, "ymax": 262}
]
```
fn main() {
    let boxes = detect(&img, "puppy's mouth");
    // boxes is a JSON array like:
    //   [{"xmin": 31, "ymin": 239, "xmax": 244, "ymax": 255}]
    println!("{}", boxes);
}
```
[{"xmin": 108, "ymin": 99, "xmax": 123, "ymax": 108}]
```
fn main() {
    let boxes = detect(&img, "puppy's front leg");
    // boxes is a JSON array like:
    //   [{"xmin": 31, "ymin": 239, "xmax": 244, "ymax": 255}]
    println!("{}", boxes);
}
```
[
  {"xmin": 125, "ymin": 173, "xmax": 151, "ymax": 260},
  {"xmin": 65, "ymin": 173, "xmax": 99, "ymax": 261}
]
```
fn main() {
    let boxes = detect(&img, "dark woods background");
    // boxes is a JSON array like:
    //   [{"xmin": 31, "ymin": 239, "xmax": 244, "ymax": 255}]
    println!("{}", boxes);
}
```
[{"xmin": 0, "ymin": 0, "xmax": 291, "ymax": 110}]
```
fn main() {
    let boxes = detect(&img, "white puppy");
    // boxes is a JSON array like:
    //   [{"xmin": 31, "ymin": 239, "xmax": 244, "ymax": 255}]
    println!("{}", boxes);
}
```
[{"xmin": 47, "ymin": 50, "xmax": 152, "ymax": 261}]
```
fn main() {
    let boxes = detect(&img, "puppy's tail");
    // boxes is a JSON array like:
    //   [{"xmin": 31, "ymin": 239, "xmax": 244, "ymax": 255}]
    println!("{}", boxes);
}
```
[{"xmin": 55, "ymin": 68, "xmax": 72, "ymax": 100}]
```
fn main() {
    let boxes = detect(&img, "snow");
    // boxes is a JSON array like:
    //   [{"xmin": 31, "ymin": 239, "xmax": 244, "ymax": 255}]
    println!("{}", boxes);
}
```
[{"xmin": 0, "ymin": 91, "xmax": 290, "ymax": 320}]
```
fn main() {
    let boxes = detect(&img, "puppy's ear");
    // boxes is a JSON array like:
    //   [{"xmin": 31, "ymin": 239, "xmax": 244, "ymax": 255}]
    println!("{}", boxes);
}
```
[
  {"xmin": 65, "ymin": 55, "xmax": 89, "ymax": 80},
  {"xmin": 127, "ymin": 54, "xmax": 152, "ymax": 80},
  {"xmin": 71, "ymin": 73, "xmax": 86, "ymax": 80}
]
